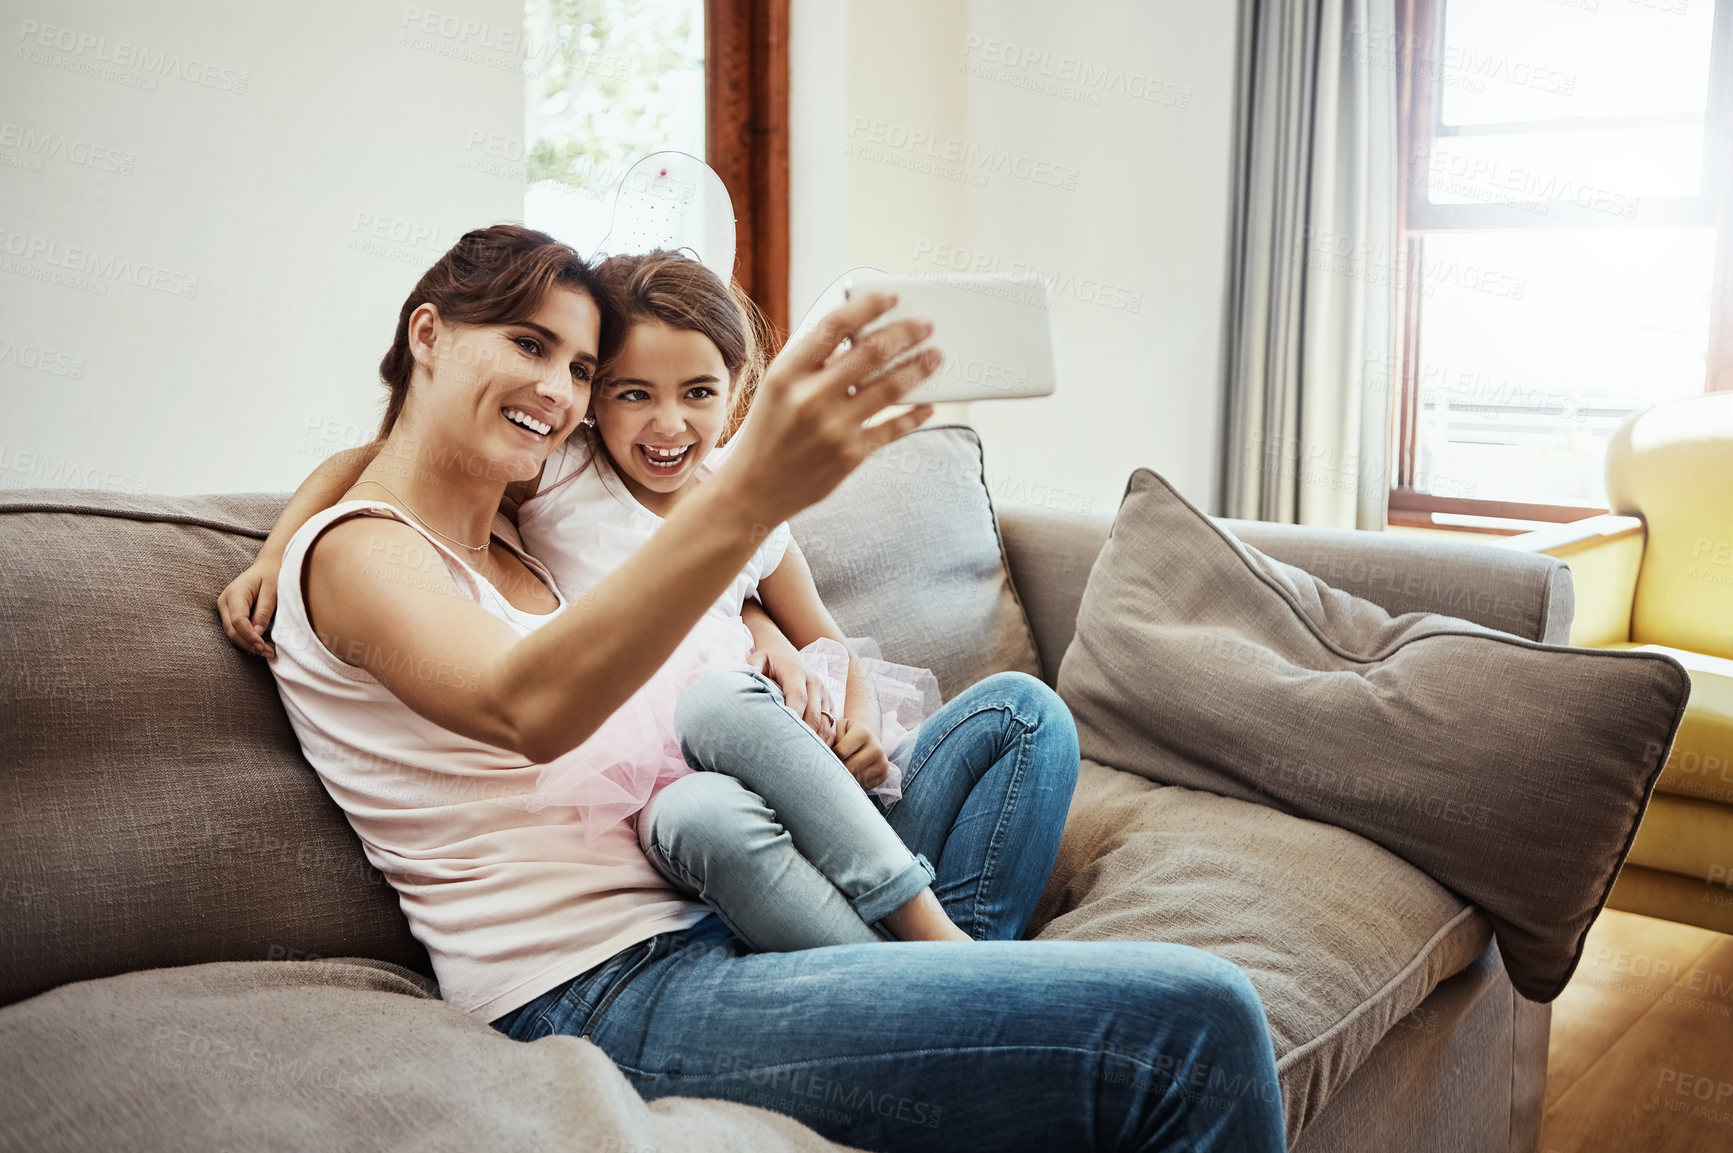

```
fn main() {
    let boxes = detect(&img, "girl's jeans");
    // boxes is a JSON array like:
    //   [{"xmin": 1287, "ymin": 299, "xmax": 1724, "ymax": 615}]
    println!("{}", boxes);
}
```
[
  {"xmin": 492, "ymin": 670, "xmax": 1287, "ymax": 1153},
  {"xmin": 637, "ymin": 667, "xmax": 1076, "ymax": 947}
]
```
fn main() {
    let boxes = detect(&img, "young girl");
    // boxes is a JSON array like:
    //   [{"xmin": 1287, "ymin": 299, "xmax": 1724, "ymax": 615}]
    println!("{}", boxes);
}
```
[{"xmin": 222, "ymin": 248, "xmax": 969, "ymax": 948}]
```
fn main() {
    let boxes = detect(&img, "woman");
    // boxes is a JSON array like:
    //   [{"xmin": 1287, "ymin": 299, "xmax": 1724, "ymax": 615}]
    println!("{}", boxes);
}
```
[{"xmin": 243, "ymin": 224, "xmax": 1285, "ymax": 1152}]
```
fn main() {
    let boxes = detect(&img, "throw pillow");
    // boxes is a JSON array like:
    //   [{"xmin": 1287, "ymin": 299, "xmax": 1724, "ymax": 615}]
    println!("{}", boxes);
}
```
[
  {"xmin": 791, "ymin": 424, "xmax": 1042, "ymax": 700},
  {"xmin": 1057, "ymin": 469, "xmax": 1689, "ymax": 1002}
]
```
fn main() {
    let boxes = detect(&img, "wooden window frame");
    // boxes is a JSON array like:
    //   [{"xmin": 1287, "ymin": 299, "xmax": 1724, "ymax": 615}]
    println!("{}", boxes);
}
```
[
  {"xmin": 1390, "ymin": 0, "xmax": 1733, "ymax": 534},
  {"xmin": 706, "ymin": 0, "xmax": 791, "ymax": 343}
]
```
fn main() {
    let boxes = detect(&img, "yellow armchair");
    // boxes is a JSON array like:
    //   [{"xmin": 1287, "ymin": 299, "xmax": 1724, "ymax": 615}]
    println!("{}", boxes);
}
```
[{"xmin": 1509, "ymin": 392, "xmax": 1733, "ymax": 934}]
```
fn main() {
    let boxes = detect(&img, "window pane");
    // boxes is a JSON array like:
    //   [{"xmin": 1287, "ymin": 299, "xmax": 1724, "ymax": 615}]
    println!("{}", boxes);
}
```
[
  {"xmin": 1419, "ymin": 126, "xmax": 1700, "ymax": 207},
  {"xmin": 1438, "ymin": 0, "xmax": 1716, "ymax": 127},
  {"xmin": 523, "ymin": 0, "xmax": 706, "ymax": 249},
  {"xmin": 1413, "ymin": 230, "xmax": 1714, "ymax": 507}
]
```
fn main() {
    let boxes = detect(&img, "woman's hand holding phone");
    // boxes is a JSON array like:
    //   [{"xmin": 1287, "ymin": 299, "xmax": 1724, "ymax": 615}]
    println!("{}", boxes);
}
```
[{"xmin": 718, "ymin": 292, "xmax": 940, "ymax": 528}]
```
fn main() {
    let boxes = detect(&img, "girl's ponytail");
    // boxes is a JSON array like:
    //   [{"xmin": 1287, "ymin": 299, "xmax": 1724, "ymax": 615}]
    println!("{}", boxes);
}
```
[{"xmin": 722, "ymin": 278, "xmax": 775, "ymax": 443}]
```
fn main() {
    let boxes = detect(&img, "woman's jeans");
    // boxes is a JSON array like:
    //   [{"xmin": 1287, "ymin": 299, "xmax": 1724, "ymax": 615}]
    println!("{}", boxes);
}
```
[
  {"xmin": 637, "ymin": 667, "xmax": 1076, "ymax": 947},
  {"xmin": 492, "ymin": 671, "xmax": 1287, "ymax": 1152}
]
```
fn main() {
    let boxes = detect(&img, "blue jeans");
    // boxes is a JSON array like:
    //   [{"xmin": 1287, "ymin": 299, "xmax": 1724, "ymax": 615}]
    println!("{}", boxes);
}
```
[
  {"xmin": 493, "ymin": 672, "xmax": 1286, "ymax": 1152},
  {"xmin": 639, "ymin": 668, "xmax": 1073, "ymax": 947},
  {"xmin": 637, "ymin": 668, "xmax": 937, "ymax": 949}
]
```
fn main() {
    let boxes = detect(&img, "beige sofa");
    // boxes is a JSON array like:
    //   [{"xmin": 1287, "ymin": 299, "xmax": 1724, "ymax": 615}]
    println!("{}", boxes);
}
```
[{"xmin": 0, "ymin": 427, "xmax": 1566, "ymax": 1151}]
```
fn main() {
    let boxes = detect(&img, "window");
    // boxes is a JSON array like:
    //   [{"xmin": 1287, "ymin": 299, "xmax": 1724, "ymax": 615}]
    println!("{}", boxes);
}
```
[
  {"xmin": 521, "ymin": 0, "xmax": 790, "ymax": 333},
  {"xmin": 1391, "ymin": 0, "xmax": 1730, "ymax": 532},
  {"xmin": 523, "ymin": 0, "xmax": 707, "ymax": 257}
]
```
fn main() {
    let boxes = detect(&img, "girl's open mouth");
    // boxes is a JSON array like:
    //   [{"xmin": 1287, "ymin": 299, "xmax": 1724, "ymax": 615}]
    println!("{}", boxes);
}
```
[{"xmin": 638, "ymin": 444, "xmax": 691, "ymax": 474}]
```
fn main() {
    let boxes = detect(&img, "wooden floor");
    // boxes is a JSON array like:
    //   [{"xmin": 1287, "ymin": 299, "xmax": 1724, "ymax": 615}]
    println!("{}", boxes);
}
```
[{"xmin": 1539, "ymin": 908, "xmax": 1733, "ymax": 1153}]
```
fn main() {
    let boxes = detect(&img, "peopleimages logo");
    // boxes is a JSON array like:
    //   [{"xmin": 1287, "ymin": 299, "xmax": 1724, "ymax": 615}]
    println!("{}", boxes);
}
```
[
  {"xmin": 1347, "ymin": 23, "xmax": 1577, "ymax": 97},
  {"xmin": 961, "ymin": 36, "xmax": 1194, "ymax": 109},
  {"xmin": 0, "ymin": 227, "xmax": 200, "ymax": 299},
  {"xmin": 0, "ymin": 335, "xmax": 85, "ymax": 379},
  {"xmin": 929, "ymin": 353, "xmax": 1030, "ymax": 394},
  {"xmin": 910, "ymin": 240, "xmax": 1143, "ymax": 314},
  {"xmin": 1409, "ymin": 145, "xmax": 1640, "ymax": 219},
  {"xmin": 0, "ymin": 122, "xmax": 135, "ymax": 175},
  {"xmin": 0, "ymin": 445, "xmax": 149, "ymax": 493},
  {"xmin": 14, "ymin": 19, "xmax": 250, "ymax": 94},
  {"xmin": 847, "ymin": 117, "xmax": 1080, "ymax": 190},
  {"xmin": 346, "ymin": 211, "xmax": 465, "ymax": 268},
  {"xmin": 399, "ymin": 7, "xmax": 525, "ymax": 54},
  {"xmin": 1297, "ymin": 227, "xmax": 1527, "ymax": 301}
]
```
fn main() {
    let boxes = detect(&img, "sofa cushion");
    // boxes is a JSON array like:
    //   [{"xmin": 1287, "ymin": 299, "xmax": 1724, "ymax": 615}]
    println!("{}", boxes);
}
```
[
  {"xmin": 0, "ymin": 431, "xmax": 1040, "ymax": 1008},
  {"xmin": 1056, "ymin": 469, "xmax": 1691, "ymax": 1002},
  {"xmin": 791, "ymin": 424, "xmax": 1042, "ymax": 699},
  {"xmin": 1032, "ymin": 760, "xmax": 1490, "ymax": 1142},
  {"xmin": 1288, "ymin": 939, "xmax": 1548, "ymax": 1153},
  {"xmin": 0, "ymin": 959, "xmax": 853, "ymax": 1152},
  {"xmin": 0, "ymin": 491, "xmax": 428, "ymax": 1009}
]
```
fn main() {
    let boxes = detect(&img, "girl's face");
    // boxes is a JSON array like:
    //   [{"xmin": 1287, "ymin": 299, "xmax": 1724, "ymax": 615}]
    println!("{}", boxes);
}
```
[
  {"xmin": 592, "ymin": 320, "xmax": 731, "ymax": 508},
  {"xmin": 412, "ymin": 284, "xmax": 600, "ymax": 483}
]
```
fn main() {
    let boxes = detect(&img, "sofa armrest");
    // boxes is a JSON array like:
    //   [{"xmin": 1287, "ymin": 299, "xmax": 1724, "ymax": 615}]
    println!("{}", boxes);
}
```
[
  {"xmin": 1224, "ymin": 519, "xmax": 1576, "ymax": 645},
  {"xmin": 998, "ymin": 506, "xmax": 1579, "ymax": 684},
  {"xmin": 1503, "ymin": 514, "xmax": 1644, "ymax": 648},
  {"xmin": 998, "ymin": 506, "xmax": 1114, "ymax": 685}
]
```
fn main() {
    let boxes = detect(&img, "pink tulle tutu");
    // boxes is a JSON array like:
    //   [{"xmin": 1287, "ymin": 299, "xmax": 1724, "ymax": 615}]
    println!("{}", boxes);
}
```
[
  {"xmin": 535, "ymin": 624, "xmax": 942, "ymax": 841},
  {"xmin": 796, "ymin": 637, "xmax": 942, "ymax": 806}
]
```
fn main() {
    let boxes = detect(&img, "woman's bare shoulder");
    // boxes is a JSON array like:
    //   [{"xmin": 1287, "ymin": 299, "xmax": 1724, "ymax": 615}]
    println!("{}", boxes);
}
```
[{"xmin": 305, "ymin": 511, "xmax": 464, "ymax": 597}]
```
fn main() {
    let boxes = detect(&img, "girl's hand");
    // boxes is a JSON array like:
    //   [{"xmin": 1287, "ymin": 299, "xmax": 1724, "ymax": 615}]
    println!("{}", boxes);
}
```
[
  {"xmin": 748, "ymin": 647, "xmax": 836, "ymax": 745},
  {"xmin": 831, "ymin": 717, "xmax": 891, "ymax": 791},
  {"xmin": 215, "ymin": 440, "xmax": 386, "ymax": 661},
  {"xmin": 217, "ymin": 557, "xmax": 282, "ymax": 658}
]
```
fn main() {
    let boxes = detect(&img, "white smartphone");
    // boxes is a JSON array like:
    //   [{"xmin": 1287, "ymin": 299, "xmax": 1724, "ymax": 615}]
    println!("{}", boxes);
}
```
[{"xmin": 842, "ymin": 272, "xmax": 1058, "ymax": 404}]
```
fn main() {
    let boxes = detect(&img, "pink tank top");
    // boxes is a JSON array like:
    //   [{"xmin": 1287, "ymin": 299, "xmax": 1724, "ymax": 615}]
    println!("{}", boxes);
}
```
[{"xmin": 268, "ymin": 500, "xmax": 708, "ymax": 1020}]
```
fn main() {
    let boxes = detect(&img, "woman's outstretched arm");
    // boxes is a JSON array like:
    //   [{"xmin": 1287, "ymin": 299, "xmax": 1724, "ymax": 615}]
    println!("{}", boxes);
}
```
[{"xmin": 217, "ymin": 441, "xmax": 382, "ymax": 657}]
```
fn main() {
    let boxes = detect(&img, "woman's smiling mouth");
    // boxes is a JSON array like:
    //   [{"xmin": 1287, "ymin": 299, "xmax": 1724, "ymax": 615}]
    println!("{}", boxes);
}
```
[{"xmin": 503, "ymin": 406, "xmax": 553, "ymax": 437}]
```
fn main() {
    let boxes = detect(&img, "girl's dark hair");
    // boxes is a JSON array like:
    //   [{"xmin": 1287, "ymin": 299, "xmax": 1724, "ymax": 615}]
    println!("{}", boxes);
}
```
[
  {"xmin": 377, "ymin": 224, "xmax": 623, "ymax": 436},
  {"xmin": 591, "ymin": 249, "xmax": 772, "ymax": 442}
]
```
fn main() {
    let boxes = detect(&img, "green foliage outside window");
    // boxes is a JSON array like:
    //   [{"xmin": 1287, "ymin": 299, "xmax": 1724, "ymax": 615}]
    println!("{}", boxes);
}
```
[{"xmin": 524, "ymin": 0, "xmax": 705, "ymax": 194}]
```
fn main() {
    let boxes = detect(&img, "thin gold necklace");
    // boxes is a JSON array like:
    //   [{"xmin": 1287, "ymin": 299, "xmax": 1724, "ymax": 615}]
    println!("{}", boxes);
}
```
[{"xmin": 362, "ymin": 479, "xmax": 491, "ymax": 555}]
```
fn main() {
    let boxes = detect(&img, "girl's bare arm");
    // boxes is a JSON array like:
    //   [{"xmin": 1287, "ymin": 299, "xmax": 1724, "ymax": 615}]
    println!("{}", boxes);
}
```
[
  {"xmin": 754, "ymin": 540, "xmax": 891, "ymax": 788},
  {"xmin": 216, "ymin": 441, "xmax": 383, "ymax": 657},
  {"xmin": 753, "ymin": 540, "xmax": 881, "ymax": 735},
  {"xmin": 740, "ymin": 598, "xmax": 837, "ymax": 744},
  {"xmin": 217, "ymin": 442, "xmax": 542, "ymax": 657}
]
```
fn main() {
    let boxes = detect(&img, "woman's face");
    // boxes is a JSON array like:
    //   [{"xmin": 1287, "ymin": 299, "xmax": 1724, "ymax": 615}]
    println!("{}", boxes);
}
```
[
  {"xmin": 592, "ymin": 320, "xmax": 731, "ymax": 505},
  {"xmin": 414, "ymin": 284, "xmax": 601, "ymax": 483}
]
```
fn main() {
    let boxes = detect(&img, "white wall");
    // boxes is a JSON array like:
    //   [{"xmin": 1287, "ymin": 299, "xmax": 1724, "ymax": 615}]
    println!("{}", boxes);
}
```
[
  {"xmin": 790, "ymin": 0, "xmax": 1240, "ymax": 516},
  {"xmin": 1, "ymin": 0, "xmax": 1238, "ymax": 507},
  {"xmin": 0, "ymin": 0, "xmax": 522, "ymax": 495}
]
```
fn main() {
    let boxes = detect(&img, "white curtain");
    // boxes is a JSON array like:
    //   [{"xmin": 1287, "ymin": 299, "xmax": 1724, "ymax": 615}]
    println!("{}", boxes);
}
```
[{"xmin": 1221, "ymin": 0, "xmax": 1398, "ymax": 529}]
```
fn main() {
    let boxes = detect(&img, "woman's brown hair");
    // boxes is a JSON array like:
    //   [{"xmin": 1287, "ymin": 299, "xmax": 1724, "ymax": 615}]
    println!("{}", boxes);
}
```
[
  {"xmin": 592, "ymin": 249, "xmax": 772, "ymax": 443},
  {"xmin": 376, "ymin": 224, "xmax": 623, "ymax": 436}
]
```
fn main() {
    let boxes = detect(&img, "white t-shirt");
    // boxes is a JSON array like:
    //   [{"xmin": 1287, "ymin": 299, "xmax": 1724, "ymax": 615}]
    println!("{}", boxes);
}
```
[
  {"xmin": 518, "ymin": 431, "xmax": 792, "ymax": 614},
  {"xmin": 268, "ymin": 501, "xmax": 709, "ymax": 1021}
]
